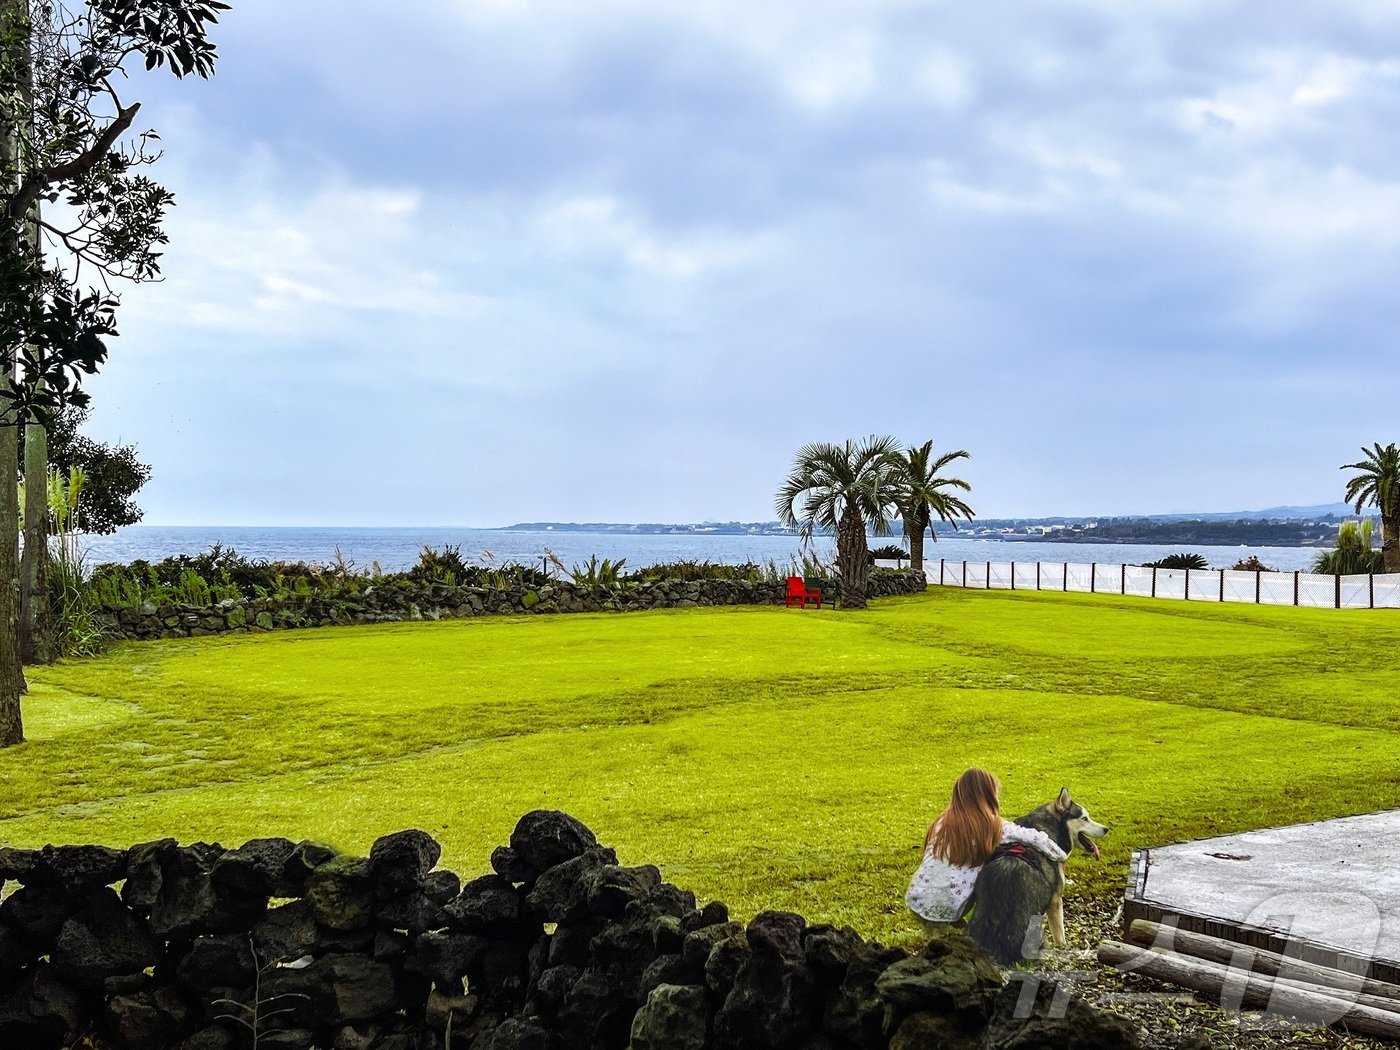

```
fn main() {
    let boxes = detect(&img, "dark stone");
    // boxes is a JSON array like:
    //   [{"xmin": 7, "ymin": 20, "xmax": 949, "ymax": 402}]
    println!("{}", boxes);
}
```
[
  {"xmin": 28, "ymin": 964, "xmax": 86, "ymax": 1035},
  {"xmin": 368, "ymin": 829, "xmax": 442, "ymax": 897},
  {"xmin": 405, "ymin": 931, "xmax": 489, "ymax": 988},
  {"xmin": 211, "ymin": 837, "xmax": 298, "ymax": 897},
  {"xmin": 108, "ymin": 990, "xmax": 178, "ymax": 1050},
  {"xmin": 334, "ymin": 1021, "xmax": 384, "ymax": 1050},
  {"xmin": 715, "ymin": 915, "xmax": 822, "ymax": 1050},
  {"xmin": 586, "ymin": 864, "xmax": 661, "ymax": 919},
  {"xmin": 546, "ymin": 917, "xmax": 608, "ymax": 968},
  {"xmin": 0, "ymin": 926, "xmax": 25, "ymax": 976},
  {"xmin": 424, "ymin": 868, "xmax": 462, "ymax": 905},
  {"xmin": 52, "ymin": 888, "xmax": 162, "ymax": 986},
  {"xmin": 0, "ymin": 846, "xmax": 41, "ymax": 883},
  {"xmin": 176, "ymin": 934, "xmax": 258, "ymax": 991},
  {"xmin": 377, "ymin": 889, "xmax": 447, "ymax": 934},
  {"xmin": 151, "ymin": 843, "xmax": 267, "ymax": 939},
  {"xmin": 528, "ymin": 963, "xmax": 579, "ymax": 1019},
  {"xmin": 557, "ymin": 965, "xmax": 635, "ymax": 1049},
  {"xmin": 474, "ymin": 1015, "xmax": 555, "ymax": 1050},
  {"xmin": 507, "ymin": 810, "xmax": 601, "ymax": 882},
  {"xmin": 683, "ymin": 920, "xmax": 744, "ymax": 973},
  {"xmin": 746, "ymin": 910, "xmax": 806, "ymax": 961},
  {"xmin": 374, "ymin": 928, "xmax": 410, "ymax": 963},
  {"xmin": 283, "ymin": 840, "xmax": 339, "ymax": 893},
  {"xmin": 631, "ymin": 881, "xmax": 695, "ymax": 919},
  {"xmin": 875, "ymin": 935, "xmax": 1002, "ymax": 1015},
  {"xmin": 639, "ymin": 952, "xmax": 692, "ymax": 995},
  {"xmin": 123, "ymin": 838, "xmax": 180, "ymax": 914},
  {"xmin": 41, "ymin": 844, "xmax": 128, "ymax": 893},
  {"xmin": 630, "ymin": 983, "xmax": 708, "ymax": 1050},
  {"xmin": 703, "ymin": 931, "xmax": 749, "ymax": 998},
  {"xmin": 653, "ymin": 914, "xmax": 684, "ymax": 954},
  {"xmin": 524, "ymin": 849, "xmax": 614, "ymax": 924},
  {"xmin": 261, "ymin": 1028, "xmax": 318, "ymax": 1049},
  {"xmin": 179, "ymin": 1025, "xmax": 238, "ymax": 1050},
  {"xmin": 253, "ymin": 898, "xmax": 319, "ymax": 962},
  {"xmin": 0, "ymin": 882, "xmax": 75, "ymax": 944},
  {"xmin": 680, "ymin": 899, "xmax": 729, "ymax": 934},
  {"xmin": 824, "ymin": 940, "xmax": 907, "ymax": 1050},
  {"xmin": 446, "ymin": 874, "xmax": 523, "ymax": 932},
  {"xmin": 803, "ymin": 924, "xmax": 864, "ymax": 985},
  {"xmin": 984, "ymin": 978, "xmax": 1142, "ymax": 1049},
  {"xmin": 307, "ymin": 856, "xmax": 375, "ymax": 931},
  {"xmin": 261, "ymin": 951, "xmax": 397, "ymax": 1026}
]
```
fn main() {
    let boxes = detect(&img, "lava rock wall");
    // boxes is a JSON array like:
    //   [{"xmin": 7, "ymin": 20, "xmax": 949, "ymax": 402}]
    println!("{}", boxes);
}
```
[{"xmin": 0, "ymin": 811, "xmax": 1138, "ymax": 1050}]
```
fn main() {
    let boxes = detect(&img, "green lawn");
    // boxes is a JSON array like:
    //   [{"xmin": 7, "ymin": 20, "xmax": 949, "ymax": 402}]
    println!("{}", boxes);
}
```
[{"xmin": 5, "ymin": 588, "xmax": 1399, "ymax": 947}]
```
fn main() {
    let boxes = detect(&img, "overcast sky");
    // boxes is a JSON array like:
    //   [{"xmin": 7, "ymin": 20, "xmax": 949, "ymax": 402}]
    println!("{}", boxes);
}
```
[{"xmin": 78, "ymin": 0, "xmax": 1400, "ymax": 526}]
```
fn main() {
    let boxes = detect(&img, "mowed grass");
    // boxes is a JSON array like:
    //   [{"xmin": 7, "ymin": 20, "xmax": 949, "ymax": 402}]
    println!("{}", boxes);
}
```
[{"xmin": 5, "ymin": 588, "xmax": 1400, "ymax": 947}]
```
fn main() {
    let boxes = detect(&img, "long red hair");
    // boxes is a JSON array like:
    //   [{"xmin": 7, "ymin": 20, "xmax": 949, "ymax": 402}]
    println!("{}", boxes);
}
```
[{"xmin": 924, "ymin": 767, "xmax": 1002, "ymax": 868}]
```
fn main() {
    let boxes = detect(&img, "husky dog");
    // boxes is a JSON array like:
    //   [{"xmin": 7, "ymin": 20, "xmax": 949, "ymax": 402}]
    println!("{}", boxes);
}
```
[{"xmin": 965, "ymin": 787, "xmax": 1109, "ymax": 965}]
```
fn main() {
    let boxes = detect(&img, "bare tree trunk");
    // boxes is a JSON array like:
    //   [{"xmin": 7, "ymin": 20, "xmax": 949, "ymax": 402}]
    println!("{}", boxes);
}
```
[
  {"xmin": 1, "ymin": 0, "xmax": 31, "ymax": 743},
  {"xmin": 0, "ymin": 418, "xmax": 26, "ymax": 745},
  {"xmin": 21, "ymin": 419, "xmax": 52, "ymax": 662},
  {"xmin": 837, "ymin": 503, "xmax": 869, "ymax": 610}
]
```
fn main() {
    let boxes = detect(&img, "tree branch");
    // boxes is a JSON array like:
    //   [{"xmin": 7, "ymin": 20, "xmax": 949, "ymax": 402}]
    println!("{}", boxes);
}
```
[{"xmin": 9, "ymin": 100, "xmax": 142, "ymax": 223}]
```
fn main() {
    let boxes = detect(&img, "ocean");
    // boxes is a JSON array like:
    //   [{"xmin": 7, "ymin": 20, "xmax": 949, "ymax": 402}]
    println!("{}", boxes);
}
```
[{"xmin": 76, "ymin": 525, "xmax": 1328, "ymax": 574}]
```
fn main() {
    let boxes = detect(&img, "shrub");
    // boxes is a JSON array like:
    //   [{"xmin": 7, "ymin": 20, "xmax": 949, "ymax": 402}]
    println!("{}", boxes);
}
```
[
  {"xmin": 869, "ymin": 544, "xmax": 909, "ymax": 562},
  {"xmin": 1313, "ymin": 521, "xmax": 1384, "ymax": 576},
  {"xmin": 1143, "ymin": 553, "xmax": 1209, "ymax": 570},
  {"xmin": 1231, "ymin": 556, "xmax": 1277, "ymax": 573}
]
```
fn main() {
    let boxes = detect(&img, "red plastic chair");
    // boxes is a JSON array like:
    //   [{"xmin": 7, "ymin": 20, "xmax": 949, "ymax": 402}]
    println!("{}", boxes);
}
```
[{"xmin": 785, "ymin": 576, "xmax": 821, "ymax": 608}]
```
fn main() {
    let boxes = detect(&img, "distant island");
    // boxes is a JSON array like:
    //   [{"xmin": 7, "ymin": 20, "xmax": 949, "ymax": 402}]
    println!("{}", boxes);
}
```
[{"xmin": 499, "ymin": 503, "xmax": 1374, "ymax": 548}]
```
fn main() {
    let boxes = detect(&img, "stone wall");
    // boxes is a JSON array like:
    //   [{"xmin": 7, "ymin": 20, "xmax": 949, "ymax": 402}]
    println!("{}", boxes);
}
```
[
  {"xmin": 100, "ymin": 571, "xmax": 929, "ymax": 642},
  {"xmin": 0, "ymin": 811, "xmax": 1138, "ymax": 1050}
]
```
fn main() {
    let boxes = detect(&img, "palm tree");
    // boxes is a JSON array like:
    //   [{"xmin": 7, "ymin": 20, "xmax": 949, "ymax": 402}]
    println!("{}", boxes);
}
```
[
  {"xmin": 1312, "ymin": 519, "xmax": 1384, "ymax": 576},
  {"xmin": 896, "ymin": 441, "xmax": 974, "ymax": 574},
  {"xmin": 1341, "ymin": 443, "xmax": 1400, "ymax": 573},
  {"xmin": 775, "ymin": 436, "xmax": 904, "ymax": 610}
]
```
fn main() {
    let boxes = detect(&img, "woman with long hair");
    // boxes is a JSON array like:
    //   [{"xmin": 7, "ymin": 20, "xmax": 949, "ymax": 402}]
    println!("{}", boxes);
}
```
[{"xmin": 906, "ymin": 768, "xmax": 1066, "ymax": 930}]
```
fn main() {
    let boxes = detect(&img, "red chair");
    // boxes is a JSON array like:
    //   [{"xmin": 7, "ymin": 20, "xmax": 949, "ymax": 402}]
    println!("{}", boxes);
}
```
[{"xmin": 785, "ymin": 576, "xmax": 821, "ymax": 608}]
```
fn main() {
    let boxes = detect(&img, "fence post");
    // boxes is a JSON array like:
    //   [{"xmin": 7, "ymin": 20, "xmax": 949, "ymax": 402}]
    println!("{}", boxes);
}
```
[
  {"xmin": 1063, "ymin": 563, "xmax": 1068, "ymax": 592},
  {"xmin": 1010, "ymin": 562, "xmax": 1016, "ymax": 591},
  {"xmin": 1370, "ymin": 573, "xmax": 1375, "ymax": 609},
  {"xmin": 1184, "ymin": 567, "xmax": 1190, "ymax": 601},
  {"xmin": 939, "ymin": 558, "xmax": 945, "ymax": 586},
  {"xmin": 1036, "ymin": 563, "xmax": 1041, "ymax": 591},
  {"xmin": 986, "ymin": 561, "xmax": 991, "ymax": 590},
  {"xmin": 1120, "ymin": 563, "xmax": 1126, "ymax": 594},
  {"xmin": 1090, "ymin": 563, "xmax": 1096, "ymax": 593},
  {"xmin": 1151, "ymin": 566, "xmax": 1157, "ymax": 598},
  {"xmin": 1293, "ymin": 571, "xmax": 1300, "ymax": 607},
  {"xmin": 1335, "ymin": 573, "xmax": 1341, "ymax": 610},
  {"xmin": 962, "ymin": 561, "xmax": 968, "ymax": 587},
  {"xmin": 1256, "ymin": 569, "xmax": 1261, "ymax": 604},
  {"xmin": 1219, "ymin": 570, "xmax": 1225, "ymax": 603}
]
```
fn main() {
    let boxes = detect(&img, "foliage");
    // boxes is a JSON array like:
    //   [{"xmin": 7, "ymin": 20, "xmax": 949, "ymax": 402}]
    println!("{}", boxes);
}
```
[
  {"xmin": 22, "ymin": 404, "xmax": 151, "ymax": 534},
  {"xmin": 34, "ymin": 466, "xmax": 112, "ymax": 655},
  {"xmin": 1230, "ymin": 556, "xmax": 1276, "ymax": 573},
  {"xmin": 894, "ymin": 440, "xmax": 973, "ymax": 571},
  {"xmin": 775, "ymin": 436, "xmax": 905, "ymax": 609},
  {"xmin": 10, "ymin": 589, "xmax": 1400, "ymax": 948},
  {"xmin": 1312, "ymin": 520, "xmax": 1384, "ymax": 576},
  {"xmin": 569, "ymin": 554, "xmax": 628, "ymax": 588},
  {"xmin": 1341, "ymin": 441, "xmax": 1400, "ymax": 573},
  {"xmin": 869, "ymin": 544, "xmax": 908, "ymax": 562},
  {"xmin": 626, "ymin": 560, "xmax": 766, "ymax": 583},
  {"xmin": 1143, "ymin": 553, "xmax": 1208, "ymax": 570}
]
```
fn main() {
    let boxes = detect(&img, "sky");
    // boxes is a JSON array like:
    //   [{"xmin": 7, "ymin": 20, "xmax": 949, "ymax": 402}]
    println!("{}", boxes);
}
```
[{"xmin": 73, "ymin": 0, "xmax": 1400, "ymax": 526}]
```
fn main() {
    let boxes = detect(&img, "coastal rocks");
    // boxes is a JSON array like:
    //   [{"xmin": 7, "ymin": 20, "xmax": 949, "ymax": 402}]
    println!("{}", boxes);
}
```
[
  {"xmin": 99, "ymin": 571, "xmax": 929, "ymax": 642},
  {"xmin": 0, "ymin": 811, "xmax": 1138, "ymax": 1050}
]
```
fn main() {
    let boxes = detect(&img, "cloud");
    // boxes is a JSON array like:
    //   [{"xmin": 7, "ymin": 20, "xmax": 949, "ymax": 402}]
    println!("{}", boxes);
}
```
[{"xmin": 74, "ymin": 0, "xmax": 1400, "ymax": 524}]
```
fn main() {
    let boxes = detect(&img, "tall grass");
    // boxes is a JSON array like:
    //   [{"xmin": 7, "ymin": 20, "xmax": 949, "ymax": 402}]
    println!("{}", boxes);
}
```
[{"xmin": 35, "ymin": 467, "xmax": 113, "ymax": 657}]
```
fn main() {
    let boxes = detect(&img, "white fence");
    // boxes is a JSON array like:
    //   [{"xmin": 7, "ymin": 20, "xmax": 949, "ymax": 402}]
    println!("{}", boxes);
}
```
[{"xmin": 929, "ymin": 559, "xmax": 1400, "ymax": 610}]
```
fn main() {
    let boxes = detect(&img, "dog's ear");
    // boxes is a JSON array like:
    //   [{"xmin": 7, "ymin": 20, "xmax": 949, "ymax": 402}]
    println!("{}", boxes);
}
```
[{"xmin": 1052, "ymin": 787, "xmax": 1071, "ymax": 814}]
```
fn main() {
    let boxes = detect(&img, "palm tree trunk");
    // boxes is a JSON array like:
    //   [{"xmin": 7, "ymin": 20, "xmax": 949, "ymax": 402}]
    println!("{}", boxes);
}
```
[
  {"xmin": 1384, "ymin": 510, "xmax": 1399, "ymax": 575},
  {"xmin": 908, "ymin": 505, "xmax": 929, "ymax": 574},
  {"xmin": 837, "ymin": 503, "xmax": 869, "ymax": 610}
]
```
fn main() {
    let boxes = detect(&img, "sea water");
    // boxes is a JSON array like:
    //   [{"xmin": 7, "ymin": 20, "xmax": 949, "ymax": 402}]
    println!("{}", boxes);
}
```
[{"xmin": 78, "ymin": 525, "xmax": 1326, "ymax": 574}]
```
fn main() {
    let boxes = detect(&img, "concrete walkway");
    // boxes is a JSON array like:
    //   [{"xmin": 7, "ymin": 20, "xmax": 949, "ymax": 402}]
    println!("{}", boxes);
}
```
[{"xmin": 1124, "ymin": 809, "xmax": 1400, "ymax": 982}]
